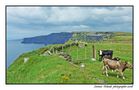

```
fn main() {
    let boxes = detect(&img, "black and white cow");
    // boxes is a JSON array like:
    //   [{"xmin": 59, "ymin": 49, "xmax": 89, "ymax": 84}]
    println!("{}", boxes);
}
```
[{"xmin": 98, "ymin": 50, "xmax": 113, "ymax": 61}]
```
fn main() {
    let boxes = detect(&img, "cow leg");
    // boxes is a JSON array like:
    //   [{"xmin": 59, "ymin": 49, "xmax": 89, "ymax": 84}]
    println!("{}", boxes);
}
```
[
  {"xmin": 117, "ymin": 70, "xmax": 125, "ymax": 79},
  {"xmin": 116, "ymin": 69, "xmax": 119, "ymax": 78},
  {"xmin": 123, "ymin": 76, "xmax": 125, "ymax": 80},
  {"xmin": 102, "ymin": 65, "xmax": 108, "ymax": 76},
  {"xmin": 105, "ymin": 66, "xmax": 109, "ymax": 77},
  {"xmin": 117, "ymin": 72, "xmax": 119, "ymax": 78},
  {"xmin": 117, "ymin": 75, "xmax": 119, "ymax": 78},
  {"xmin": 120, "ymin": 72, "xmax": 125, "ymax": 79},
  {"xmin": 102, "ymin": 66, "xmax": 105, "ymax": 74}
]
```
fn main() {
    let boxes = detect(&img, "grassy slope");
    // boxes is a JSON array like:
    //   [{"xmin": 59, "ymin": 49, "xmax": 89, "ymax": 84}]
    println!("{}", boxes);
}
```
[{"xmin": 7, "ymin": 32, "xmax": 133, "ymax": 84}]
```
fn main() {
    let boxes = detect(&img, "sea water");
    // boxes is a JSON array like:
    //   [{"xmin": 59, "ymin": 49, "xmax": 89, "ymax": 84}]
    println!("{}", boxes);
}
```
[{"xmin": 7, "ymin": 40, "xmax": 44, "ymax": 68}]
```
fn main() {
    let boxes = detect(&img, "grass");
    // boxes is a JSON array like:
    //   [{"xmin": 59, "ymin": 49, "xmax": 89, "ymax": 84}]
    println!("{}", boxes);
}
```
[{"xmin": 7, "ymin": 32, "xmax": 133, "ymax": 84}]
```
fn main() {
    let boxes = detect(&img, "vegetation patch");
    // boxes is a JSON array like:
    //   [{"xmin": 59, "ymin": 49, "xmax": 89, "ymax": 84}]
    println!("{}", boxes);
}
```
[{"xmin": 7, "ymin": 32, "xmax": 133, "ymax": 84}]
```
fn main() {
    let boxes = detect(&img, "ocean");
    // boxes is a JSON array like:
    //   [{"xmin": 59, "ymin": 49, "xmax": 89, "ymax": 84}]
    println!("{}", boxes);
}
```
[{"xmin": 7, "ymin": 40, "xmax": 44, "ymax": 68}]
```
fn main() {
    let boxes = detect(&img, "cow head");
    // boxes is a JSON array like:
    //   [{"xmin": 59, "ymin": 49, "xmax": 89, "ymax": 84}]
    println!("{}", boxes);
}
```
[
  {"xmin": 125, "ymin": 62, "xmax": 133, "ymax": 69},
  {"xmin": 99, "ymin": 50, "xmax": 102, "ymax": 55}
]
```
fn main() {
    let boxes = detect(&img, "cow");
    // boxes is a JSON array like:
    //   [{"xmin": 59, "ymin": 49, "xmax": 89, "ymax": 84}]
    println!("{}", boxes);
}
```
[
  {"xmin": 98, "ymin": 50, "xmax": 113, "ymax": 61},
  {"xmin": 102, "ymin": 58, "xmax": 132, "ymax": 79}
]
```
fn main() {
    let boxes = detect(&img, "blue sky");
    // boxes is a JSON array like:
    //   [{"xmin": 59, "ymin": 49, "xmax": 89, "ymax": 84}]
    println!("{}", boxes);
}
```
[{"xmin": 7, "ymin": 6, "xmax": 132, "ymax": 40}]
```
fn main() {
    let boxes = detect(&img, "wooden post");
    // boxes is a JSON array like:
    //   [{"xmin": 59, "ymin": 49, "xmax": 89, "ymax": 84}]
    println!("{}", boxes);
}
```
[
  {"xmin": 92, "ymin": 45, "xmax": 96, "ymax": 59},
  {"xmin": 94, "ymin": 46, "xmax": 96, "ymax": 59}
]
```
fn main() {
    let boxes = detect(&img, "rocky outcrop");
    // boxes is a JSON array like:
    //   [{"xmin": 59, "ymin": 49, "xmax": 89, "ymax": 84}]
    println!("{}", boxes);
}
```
[{"xmin": 59, "ymin": 52, "xmax": 72, "ymax": 62}]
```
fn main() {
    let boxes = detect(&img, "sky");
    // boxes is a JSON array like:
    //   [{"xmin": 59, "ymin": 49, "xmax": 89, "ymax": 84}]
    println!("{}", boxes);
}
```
[{"xmin": 7, "ymin": 6, "xmax": 133, "ymax": 40}]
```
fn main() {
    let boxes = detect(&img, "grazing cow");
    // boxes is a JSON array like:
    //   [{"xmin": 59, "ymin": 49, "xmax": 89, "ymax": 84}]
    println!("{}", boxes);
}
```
[
  {"xmin": 102, "ymin": 58, "xmax": 132, "ymax": 79},
  {"xmin": 99, "ymin": 50, "xmax": 113, "ymax": 61}
]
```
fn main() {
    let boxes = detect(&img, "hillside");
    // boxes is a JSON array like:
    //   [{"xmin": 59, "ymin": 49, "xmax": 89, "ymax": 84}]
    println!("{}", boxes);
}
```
[
  {"xmin": 7, "ymin": 32, "xmax": 133, "ymax": 84},
  {"xmin": 21, "ymin": 31, "xmax": 116, "ymax": 45},
  {"xmin": 22, "ymin": 32, "xmax": 73, "ymax": 45}
]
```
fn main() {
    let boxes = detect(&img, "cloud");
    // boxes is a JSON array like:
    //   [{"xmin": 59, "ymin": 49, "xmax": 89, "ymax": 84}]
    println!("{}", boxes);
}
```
[
  {"xmin": 7, "ymin": 6, "xmax": 132, "ymax": 39},
  {"xmin": 8, "ymin": 7, "xmax": 132, "ymax": 25}
]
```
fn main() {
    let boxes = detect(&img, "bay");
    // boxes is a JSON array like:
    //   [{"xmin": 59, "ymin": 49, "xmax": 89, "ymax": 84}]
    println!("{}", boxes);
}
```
[{"xmin": 7, "ymin": 40, "xmax": 44, "ymax": 68}]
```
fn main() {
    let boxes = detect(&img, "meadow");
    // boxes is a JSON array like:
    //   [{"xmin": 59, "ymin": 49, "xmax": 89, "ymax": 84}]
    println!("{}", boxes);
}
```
[{"xmin": 7, "ymin": 32, "xmax": 133, "ymax": 84}]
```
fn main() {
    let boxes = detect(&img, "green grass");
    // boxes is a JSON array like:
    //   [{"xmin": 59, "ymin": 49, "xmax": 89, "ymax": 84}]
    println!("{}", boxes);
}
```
[
  {"xmin": 108, "ymin": 36, "xmax": 132, "ymax": 43},
  {"xmin": 7, "ymin": 32, "xmax": 133, "ymax": 84}
]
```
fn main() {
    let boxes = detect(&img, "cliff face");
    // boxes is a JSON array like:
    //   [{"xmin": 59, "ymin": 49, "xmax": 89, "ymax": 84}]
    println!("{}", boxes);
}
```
[
  {"xmin": 22, "ymin": 32, "xmax": 73, "ymax": 45},
  {"xmin": 21, "ymin": 32, "xmax": 118, "ymax": 45}
]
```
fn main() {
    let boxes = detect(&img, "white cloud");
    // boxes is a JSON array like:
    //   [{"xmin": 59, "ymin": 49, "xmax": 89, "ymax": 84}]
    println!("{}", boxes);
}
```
[
  {"xmin": 7, "ymin": 7, "xmax": 132, "ymax": 25},
  {"xmin": 7, "ymin": 6, "xmax": 132, "ymax": 39},
  {"xmin": 45, "ymin": 7, "xmax": 89, "ymax": 24}
]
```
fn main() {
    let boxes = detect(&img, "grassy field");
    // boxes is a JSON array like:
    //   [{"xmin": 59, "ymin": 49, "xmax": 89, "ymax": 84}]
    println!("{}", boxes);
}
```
[{"xmin": 7, "ymin": 32, "xmax": 133, "ymax": 84}]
